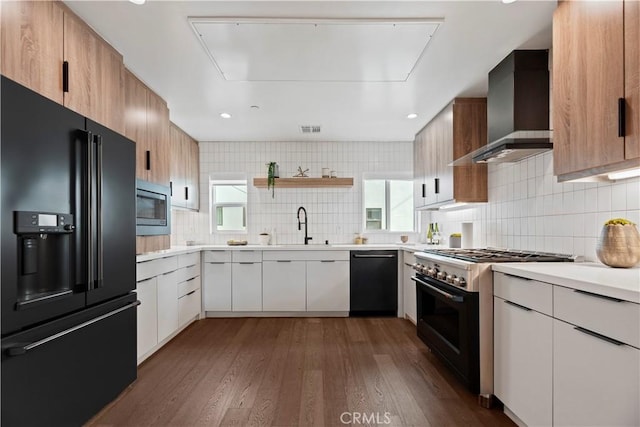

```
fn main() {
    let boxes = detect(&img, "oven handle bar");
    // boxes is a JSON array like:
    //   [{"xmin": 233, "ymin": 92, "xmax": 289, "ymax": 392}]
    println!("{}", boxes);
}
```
[{"xmin": 411, "ymin": 276, "xmax": 464, "ymax": 303}]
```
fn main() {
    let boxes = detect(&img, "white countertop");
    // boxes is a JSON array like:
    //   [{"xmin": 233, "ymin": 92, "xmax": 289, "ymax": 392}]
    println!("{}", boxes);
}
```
[
  {"xmin": 492, "ymin": 262, "xmax": 640, "ymax": 304},
  {"xmin": 136, "ymin": 243, "xmax": 432, "ymax": 262}
]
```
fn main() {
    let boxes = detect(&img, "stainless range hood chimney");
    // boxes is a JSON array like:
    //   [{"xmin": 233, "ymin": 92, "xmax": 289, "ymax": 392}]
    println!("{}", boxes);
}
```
[{"xmin": 453, "ymin": 50, "xmax": 551, "ymax": 165}]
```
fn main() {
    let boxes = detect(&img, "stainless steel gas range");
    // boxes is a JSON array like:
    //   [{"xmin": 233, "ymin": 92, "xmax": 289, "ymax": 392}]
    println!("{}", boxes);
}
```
[{"xmin": 411, "ymin": 248, "xmax": 577, "ymax": 407}]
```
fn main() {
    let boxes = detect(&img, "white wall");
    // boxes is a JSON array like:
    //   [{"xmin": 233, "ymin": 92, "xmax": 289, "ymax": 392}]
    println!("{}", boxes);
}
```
[
  {"xmin": 427, "ymin": 150, "xmax": 640, "ymax": 262},
  {"xmin": 171, "ymin": 141, "xmax": 415, "ymax": 245}
]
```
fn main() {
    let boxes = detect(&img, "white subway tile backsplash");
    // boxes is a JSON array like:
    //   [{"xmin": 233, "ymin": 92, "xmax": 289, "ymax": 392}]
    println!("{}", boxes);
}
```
[
  {"xmin": 430, "ymin": 150, "xmax": 640, "ymax": 262},
  {"xmin": 172, "ymin": 140, "xmax": 414, "ymax": 245}
]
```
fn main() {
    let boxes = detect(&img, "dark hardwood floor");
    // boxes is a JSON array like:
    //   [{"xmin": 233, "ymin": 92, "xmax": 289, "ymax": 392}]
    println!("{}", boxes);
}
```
[{"xmin": 87, "ymin": 318, "xmax": 514, "ymax": 427}]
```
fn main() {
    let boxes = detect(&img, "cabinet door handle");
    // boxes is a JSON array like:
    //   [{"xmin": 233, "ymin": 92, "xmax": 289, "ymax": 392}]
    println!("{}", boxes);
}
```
[
  {"xmin": 503, "ymin": 273, "xmax": 532, "ymax": 281},
  {"xmin": 186, "ymin": 277, "xmax": 197, "ymax": 282},
  {"xmin": 207, "ymin": 262, "xmax": 225, "ymax": 265},
  {"xmin": 276, "ymin": 260, "xmax": 291, "ymax": 263},
  {"xmin": 145, "ymin": 150, "xmax": 151, "ymax": 171},
  {"xmin": 504, "ymin": 300, "xmax": 532, "ymax": 312},
  {"xmin": 574, "ymin": 289, "xmax": 624, "ymax": 303},
  {"xmin": 169, "ymin": 181, "xmax": 173, "ymax": 196},
  {"xmin": 186, "ymin": 290, "xmax": 196, "ymax": 296},
  {"xmin": 574, "ymin": 326, "xmax": 624, "ymax": 347},
  {"xmin": 618, "ymin": 98, "xmax": 626, "ymax": 137},
  {"xmin": 434, "ymin": 178, "xmax": 440, "ymax": 194},
  {"xmin": 238, "ymin": 262, "xmax": 254, "ymax": 265},
  {"xmin": 421, "ymin": 183, "xmax": 426, "ymax": 198},
  {"xmin": 320, "ymin": 260, "xmax": 336, "ymax": 263},
  {"xmin": 185, "ymin": 187, "xmax": 189, "ymax": 201},
  {"xmin": 62, "ymin": 61, "xmax": 69, "ymax": 93}
]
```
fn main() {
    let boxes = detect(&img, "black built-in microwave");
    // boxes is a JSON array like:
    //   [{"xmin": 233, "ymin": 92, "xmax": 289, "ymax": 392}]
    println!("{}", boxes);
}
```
[{"xmin": 136, "ymin": 179, "xmax": 171, "ymax": 236}]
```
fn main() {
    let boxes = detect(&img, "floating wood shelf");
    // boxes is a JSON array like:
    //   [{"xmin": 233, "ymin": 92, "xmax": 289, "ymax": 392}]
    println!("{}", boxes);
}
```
[{"xmin": 253, "ymin": 177, "xmax": 354, "ymax": 188}]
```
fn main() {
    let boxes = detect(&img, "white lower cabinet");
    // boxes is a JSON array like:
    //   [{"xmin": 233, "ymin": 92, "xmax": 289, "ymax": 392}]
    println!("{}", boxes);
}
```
[
  {"xmin": 136, "ymin": 277, "xmax": 158, "ymax": 359},
  {"xmin": 494, "ymin": 271, "xmax": 640, "ymax": 427},
  {"xmin": 157, "ymin": 271, "xmax": 179, "ymax": 343},
  {"xmin": 136, "ymin": 252, "xmax": 201, "ymax": 363},
  {"xmin": 402, "ymin": 251, "xmax": 416, "ymax": 323},
  {"xmin": 306, "ymin": 260, "xmax": 349, "ymax": 311},
  {"xmin": 232, "ymin": 262, "xmax": 262, "ymax": 311},
  {"xmin": 203, "ymin": 262, "xmax": 232, "ymax": 311},
  {"xmin": 494, "ymin": 296, "xmax": 552, "ymax": 427},
  {"xmin": 263, "ymin": 261, "xmax": 306, "ymax": 311}
]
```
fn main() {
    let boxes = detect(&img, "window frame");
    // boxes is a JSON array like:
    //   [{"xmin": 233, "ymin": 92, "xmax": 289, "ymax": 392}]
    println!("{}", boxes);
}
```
[
  {"xmin": 362, "ymin": 173, "xmax": 415, "ymax": 233},
  {"xmin": 209, "ymin": 178, "xmax": 248, "ymax": 234}
]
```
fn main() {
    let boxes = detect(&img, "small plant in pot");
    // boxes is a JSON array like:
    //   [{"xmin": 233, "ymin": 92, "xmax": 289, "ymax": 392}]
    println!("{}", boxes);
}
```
[
  {"xmin": 266, "ymin": 162, "xmax": 279, "ymax": 198},
  {"xmin": 596, "ymin": 218, "xmax": 640, "ymax": 268}
]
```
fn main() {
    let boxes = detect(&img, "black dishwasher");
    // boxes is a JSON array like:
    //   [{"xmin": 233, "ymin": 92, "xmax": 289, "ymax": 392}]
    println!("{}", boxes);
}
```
[{"xmin": 350, "ymin": 250, "xmax": 398, "ymax": 316}]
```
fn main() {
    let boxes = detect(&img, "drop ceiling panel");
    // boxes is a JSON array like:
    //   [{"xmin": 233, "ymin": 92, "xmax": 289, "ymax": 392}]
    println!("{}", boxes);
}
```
[{"xmin": 190, "ymin": 18, "xmax": 440, "ymax": 82}]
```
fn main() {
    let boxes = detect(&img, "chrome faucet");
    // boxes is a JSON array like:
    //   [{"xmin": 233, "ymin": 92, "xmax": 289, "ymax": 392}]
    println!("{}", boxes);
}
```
[{"xmin": 297, "ymin": 206, "xmax": 312, "ymax": 245}]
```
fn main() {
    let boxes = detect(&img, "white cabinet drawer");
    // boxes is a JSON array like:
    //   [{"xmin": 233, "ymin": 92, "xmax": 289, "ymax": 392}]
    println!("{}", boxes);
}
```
[
  {"xmin": 554, "ymin": 285, "xmax": 640, "ymax": 348},
  {"xmin": 494, "ymin": 272, "xmax": 553, "ymax": 316},
  {"xmin": 136, "ymin": 256, "xmax": 178, "ymax": 282},
  {"xmin": 262, "ymin": 250, "xmax": 349, "ymax": 261},
  {"xmin": 178, "ymin": 276, "xmax": 200, "ymax": 298},
  {"xmin": 176, "ymin": 264, "xmax": 199, "ymax": 283},
  {"xmin": 203, "ymin": 250, "xmax": 232, "ymax": 263},
  {"xmin": 232, "ymin": 250, "xmax": 262, "ymax": 263},
  {"xmin": 178, "ymin": 288, "xmax": 201, "ymax": 326},
  {"xmin": 178, "ymin": 252, "xmax": 200, "ymax": 268}
]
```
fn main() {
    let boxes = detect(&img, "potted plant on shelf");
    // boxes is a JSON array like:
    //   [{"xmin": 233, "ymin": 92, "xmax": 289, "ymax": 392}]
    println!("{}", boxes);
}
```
[
  {"xmin": 266, "ymin": 162, "xmax": 279, "ymax": 198},
  {"xmin": 596, "ymin": 218, "xmax": 640, "ymax": 268}
]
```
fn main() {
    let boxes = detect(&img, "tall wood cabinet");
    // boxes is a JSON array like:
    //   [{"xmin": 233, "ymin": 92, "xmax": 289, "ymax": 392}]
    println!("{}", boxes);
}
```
[
  {"xmin": 170, "ymin": 123, "xmax": 200, "ymax": 211},
  {"xmin": 553, "ymin": 0, "xmax": 640, "ymax": 181},
  {"xmin": 124, "ymin": 70, "xmax": 170, "ymax": 185},
  {"xmin": 1, "ymin": 1, "xmax": 125, "ymax": 134},
  {"xmin": 1, "ymin": 1, "xmax": 64, "ymax": 104},
  {"xmin": 414, "ymin": 98, "xmax": 487, "ymax": 209}
]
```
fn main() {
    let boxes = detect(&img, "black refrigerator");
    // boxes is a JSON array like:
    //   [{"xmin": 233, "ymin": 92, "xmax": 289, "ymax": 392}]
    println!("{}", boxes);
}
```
[{"xmin": 1, "ymin": 76, "xmax": 138, "ymax": 426}]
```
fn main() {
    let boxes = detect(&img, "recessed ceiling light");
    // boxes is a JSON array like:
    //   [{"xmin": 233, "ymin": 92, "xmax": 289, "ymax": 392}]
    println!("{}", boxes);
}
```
[
  {"xmin": 220, "ymin": 113, "xmax": 232, "ymax": 119},
  {"xmin": 502, "ymin": 0, "xmax": 517, "ymax": 4},
  {"xmin": 407, "ymin": 113, "xmax": 418, "ymax": 119},
  {"xmin": 129, "ymin": 0, "xmax": 145, "ymax": 5}
]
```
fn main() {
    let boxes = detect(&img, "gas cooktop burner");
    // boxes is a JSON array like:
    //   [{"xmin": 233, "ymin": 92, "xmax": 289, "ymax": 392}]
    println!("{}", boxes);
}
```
[{"xmin": 422, "ymin": 248, "xmax": 577, "ymax": 263}]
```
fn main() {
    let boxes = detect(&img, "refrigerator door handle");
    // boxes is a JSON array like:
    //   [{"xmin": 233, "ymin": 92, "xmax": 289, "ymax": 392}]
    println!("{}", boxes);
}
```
[
  {"xmin": 85, "ymin": 130, "xmax": 95, "ymax": 290},
  {"xmin": 95, "ymin": 134, "xmax": 104, "ymax": 288},
  {"xmin": 4, "ymin": 301, "xmax": 141, "ymax": 357}
]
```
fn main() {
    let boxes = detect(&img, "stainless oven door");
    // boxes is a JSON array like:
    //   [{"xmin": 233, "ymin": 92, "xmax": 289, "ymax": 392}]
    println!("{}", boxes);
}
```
[{"xmin": 413, "ymin": 274, "xmax": 479, "ymax": 392}]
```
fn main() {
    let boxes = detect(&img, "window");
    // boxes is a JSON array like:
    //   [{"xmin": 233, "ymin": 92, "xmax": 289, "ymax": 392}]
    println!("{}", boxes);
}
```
[
  {"xmin": 210, "ymin": 180, "xmax": 247, "ymax": 233},
  {"xmin": 363, "ymin": 178, "xmax": 414, "ymax": 232}
]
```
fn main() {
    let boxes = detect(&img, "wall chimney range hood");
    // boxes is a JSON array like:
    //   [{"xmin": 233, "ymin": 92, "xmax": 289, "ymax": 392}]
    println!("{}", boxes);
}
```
[{"xmin": 453, "ymin": 50, "xmax": 551, "ymax": 166}]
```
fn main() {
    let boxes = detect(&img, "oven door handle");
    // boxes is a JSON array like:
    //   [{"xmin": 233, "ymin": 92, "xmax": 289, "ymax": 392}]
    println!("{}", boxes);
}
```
[{"xmin": 411, "ymin": 276, "xmax": 464, "ymax": 303}]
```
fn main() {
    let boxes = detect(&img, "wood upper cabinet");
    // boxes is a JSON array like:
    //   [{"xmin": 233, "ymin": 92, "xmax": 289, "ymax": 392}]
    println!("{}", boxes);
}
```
[
  {"xmin": 553, "ymin": 0, "xmax": 640, "ymax": 180},
  {"xmin": 169, "ymin": 122, "xmax": 199, "ymax": 211},
  {"xmin": 626, "ymin": 0, "xmax": 640, "ymax": 160},
  {"xmin": 1, "ymin": 1, "xmax": 64, "ymax": 104},
  {"xmin": 414, "ymin": 98, "xmax": 487, "ymax": 209},
  {"xmin": 146, "ymin": 90, "xmax": 170, "ymax": 185},
  {"xmin": 1, "ymin": 1, "xmax": 125, "ymax": 134},
  {"xmin": 124, "ymin": 70, "xmax": 170, "ymax": 186},
  {"xmin": 63, "ymin": 10, "xmax": 125, "ymax": 135}
]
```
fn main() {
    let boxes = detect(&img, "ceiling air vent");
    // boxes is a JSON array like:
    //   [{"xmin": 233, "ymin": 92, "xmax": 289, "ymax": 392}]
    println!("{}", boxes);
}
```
[{"xmin": 300, "ymin": 125, "xmax": 321, "ymax": 134}]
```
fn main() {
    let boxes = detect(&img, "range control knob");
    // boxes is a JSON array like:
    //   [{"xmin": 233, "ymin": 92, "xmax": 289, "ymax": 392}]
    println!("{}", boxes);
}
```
[
  {"xmin": 428, "ymin": 268, "xmax": 438, "ymax": 277},
  {"xmin": 437, "ymin": 271, "xmax": 447, "ymax": 281},
  {"xmin": 63, "ymin": 224, "xmax": 75, "ymax": 232},
  {"xmin": 453, "ymin": 277, "xmax": 467, "ymax": 287},
  {"xmin": 446, "ymin": 274, "xmax": 456, "ymax": 284}
]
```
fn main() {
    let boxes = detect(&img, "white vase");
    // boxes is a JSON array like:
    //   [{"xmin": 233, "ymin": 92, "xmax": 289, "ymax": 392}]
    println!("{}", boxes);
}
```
[{"xmin": 258, "ymin": 234, "xmax": 270, "ymax": 246}]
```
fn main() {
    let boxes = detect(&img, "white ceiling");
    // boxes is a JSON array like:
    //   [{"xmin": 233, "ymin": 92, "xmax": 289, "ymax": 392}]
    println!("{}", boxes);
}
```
[
  {"xmin": 190, "ymin": 18, "xmax": 440, "ymax": 82},
  {"xmin": 64, "ymin": 1, "xmax": 556, "ymax": 143}
]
